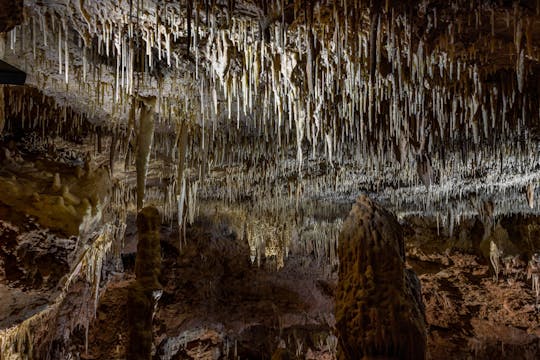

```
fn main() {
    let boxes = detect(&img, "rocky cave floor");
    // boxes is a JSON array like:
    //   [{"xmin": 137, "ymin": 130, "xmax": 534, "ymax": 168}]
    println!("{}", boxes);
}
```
[
  {"xmin": 62, "ymin": 216, "xmax": 539, "ymax": 359},
  {"xmin": 406, "ymin": 217, "xmax": 540, "ymax": 360}
]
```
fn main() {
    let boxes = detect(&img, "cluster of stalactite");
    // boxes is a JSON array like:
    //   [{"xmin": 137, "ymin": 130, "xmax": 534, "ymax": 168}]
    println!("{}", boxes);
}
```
[
  {"xmin": 3, "ymin": 0, "xmax": 540, "ymax": 265},
  {"xmin": 1, "ymin": 86, "xmax": 95, "ymax": 143},
  {"xmin": 0, "ymin": 223, "xmax": 123, "ymax": 359}
]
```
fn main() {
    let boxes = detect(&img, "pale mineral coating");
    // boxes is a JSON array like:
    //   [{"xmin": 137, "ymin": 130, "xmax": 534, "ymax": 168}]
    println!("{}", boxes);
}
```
[
  {"xmin": 335, "ymin": 195, "xmax": 426, "ymax": 360},
  {"xmin": 0, "ymin": 154, "xmax": 111, "ymax": 237}
]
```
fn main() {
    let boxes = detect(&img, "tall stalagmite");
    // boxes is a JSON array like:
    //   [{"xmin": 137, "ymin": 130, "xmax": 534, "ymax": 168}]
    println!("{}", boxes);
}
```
[
  {"xmin": 128, "ymin": 206, "xmax": 162, "ymax": 360},
  {"xmin": 335, "ymin": 195, "xmax": 426, "ymax": 360}
]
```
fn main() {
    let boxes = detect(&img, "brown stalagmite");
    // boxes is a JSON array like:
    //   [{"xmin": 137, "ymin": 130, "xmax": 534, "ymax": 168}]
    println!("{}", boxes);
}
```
[
  {"xmin": 134, "ymin": 206, "xmax": 162, "ymax": 290},
  {"xmin": 176, "ymin": 120, "xmax": 189, "ymax": 243},
  {"xmin": 335, "ymin": 195, "xmax": 426, "ymax": 360},
  {"xmin": 128, "ymin": 206, "xmax": 162, "ymax": 360}
]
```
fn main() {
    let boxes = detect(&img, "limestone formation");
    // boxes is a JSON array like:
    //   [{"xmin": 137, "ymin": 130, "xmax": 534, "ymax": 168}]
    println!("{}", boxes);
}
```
[
  {"xmin": 134, "ymin": 206, "xmax": 162, "ymax": 290},
  {"xmin": 335, "ymin": 195, "xmax": 426, "ymax": 360},
  {"xmin": 127, "ymin": 281, "xmax": 155, "ymax": 360},
  {"xmin": 135, "ymin": 97, "xmax": 157, "ymax": 210},
  {"xmin": 128, "ymin": 206, "xmax": 162, "ymax": 360}
]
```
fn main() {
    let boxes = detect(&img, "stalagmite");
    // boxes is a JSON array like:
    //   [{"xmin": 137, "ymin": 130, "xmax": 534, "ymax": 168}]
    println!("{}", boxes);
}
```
[
  {"xmin": 527, "ymin": 253, "xmax": 540, "ymax": 307},
  {"xmin": 176, "ymin": 120, "xmax": 189, "ymax": 244},
  {"xmin": 128, "ymin": 206, "xmax": 162, "ymax": 360},
  {"xmin": 0, "ymin": 223, "xmax": 117, "ymax": 360},
  {"xmin": 3, "ymin": 1, "xmax": 540, "ymax": 356},
  {"xmin": 335, "ymin": 195, "xmax": 426, "ymax": 360}
]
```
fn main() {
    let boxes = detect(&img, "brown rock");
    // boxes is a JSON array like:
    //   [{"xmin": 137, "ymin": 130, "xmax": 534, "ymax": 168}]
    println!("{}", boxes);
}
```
[
  {"xmin": 127, "ymin": 206, "xmax": 162, "ymax": 360},
  {"xmin": 135, "ymin": 206, "xmax": 162, "ymax": 290},
  {"xmin": 335, "ymin": 195, "xmax": 426, "ymax": 360}
]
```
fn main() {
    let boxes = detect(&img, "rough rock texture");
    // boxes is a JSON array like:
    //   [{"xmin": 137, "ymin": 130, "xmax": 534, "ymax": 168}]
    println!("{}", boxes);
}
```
[
  {"xmin": 405, "ymin": 215, "xmax": 540, "ymax": 359},
  {"xmin": 336, "ymin": 195, "xmax": 426, "ymax": 360},
  {"xmin": 4, "ymin": 0, "xmax": 540, "ymax": 358},
  {"xmin": 128, "ymin": 206, "xmax": 162, "ymax": 360},
  {"xmin": 66, "ymin": 209, "xmax": 540, "ymax": 360},
  {"xmin": 0, "ymin": 222, "xmax": 116, "ymax": 360},
  {"xmin": 0, "ymin": 0, "xmax": 23, "ymax": 33},
  {"xmin": 0, "ymin": 133, "xmax": 121, "ymax": 360},
  {"xmin": 155, "ymin": 212, "xmax": 337, "ymax": 359},
  {"xmin": 0, "ymin": 219, "xmax": 75, "ymax": 290},
  {"xmin": 4, "ymin": 0, "xmax": 540, "ymax": 226},
  {"xmin": 134, "ymin": 206, "xmax": 162, "ymax": 290}
]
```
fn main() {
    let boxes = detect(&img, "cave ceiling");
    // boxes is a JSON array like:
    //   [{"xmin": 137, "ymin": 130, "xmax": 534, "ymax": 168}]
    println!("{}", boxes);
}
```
[{"xmin": 2, "ymin": 0, "xmax": 540, "ymax": 226}]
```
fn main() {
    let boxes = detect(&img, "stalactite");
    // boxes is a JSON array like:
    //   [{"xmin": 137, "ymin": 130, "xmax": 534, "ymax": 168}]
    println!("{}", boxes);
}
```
[
  {"xmin": 136, "ymin": 96, "xmax": 157, "ymax": 210},
  {"xmin": 0, "ymin": 86, "xmax": 4, "ymax": 134},
  {"xmin": 176, "ymin": 120, "xmax": 189, "ymax": 246},
  {"xmin": 527, "ymin": 183, "xmax": 535, "ymax": 209},
  {"xmin": 2, "ymin": 0, "xmax": 540, "ymax": 276}
]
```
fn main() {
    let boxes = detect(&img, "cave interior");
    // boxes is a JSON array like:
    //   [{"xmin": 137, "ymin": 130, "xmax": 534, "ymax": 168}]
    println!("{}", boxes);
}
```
[{"xmin": 1, "ymin": 0, "xmax": 540, "ymax": 359}]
